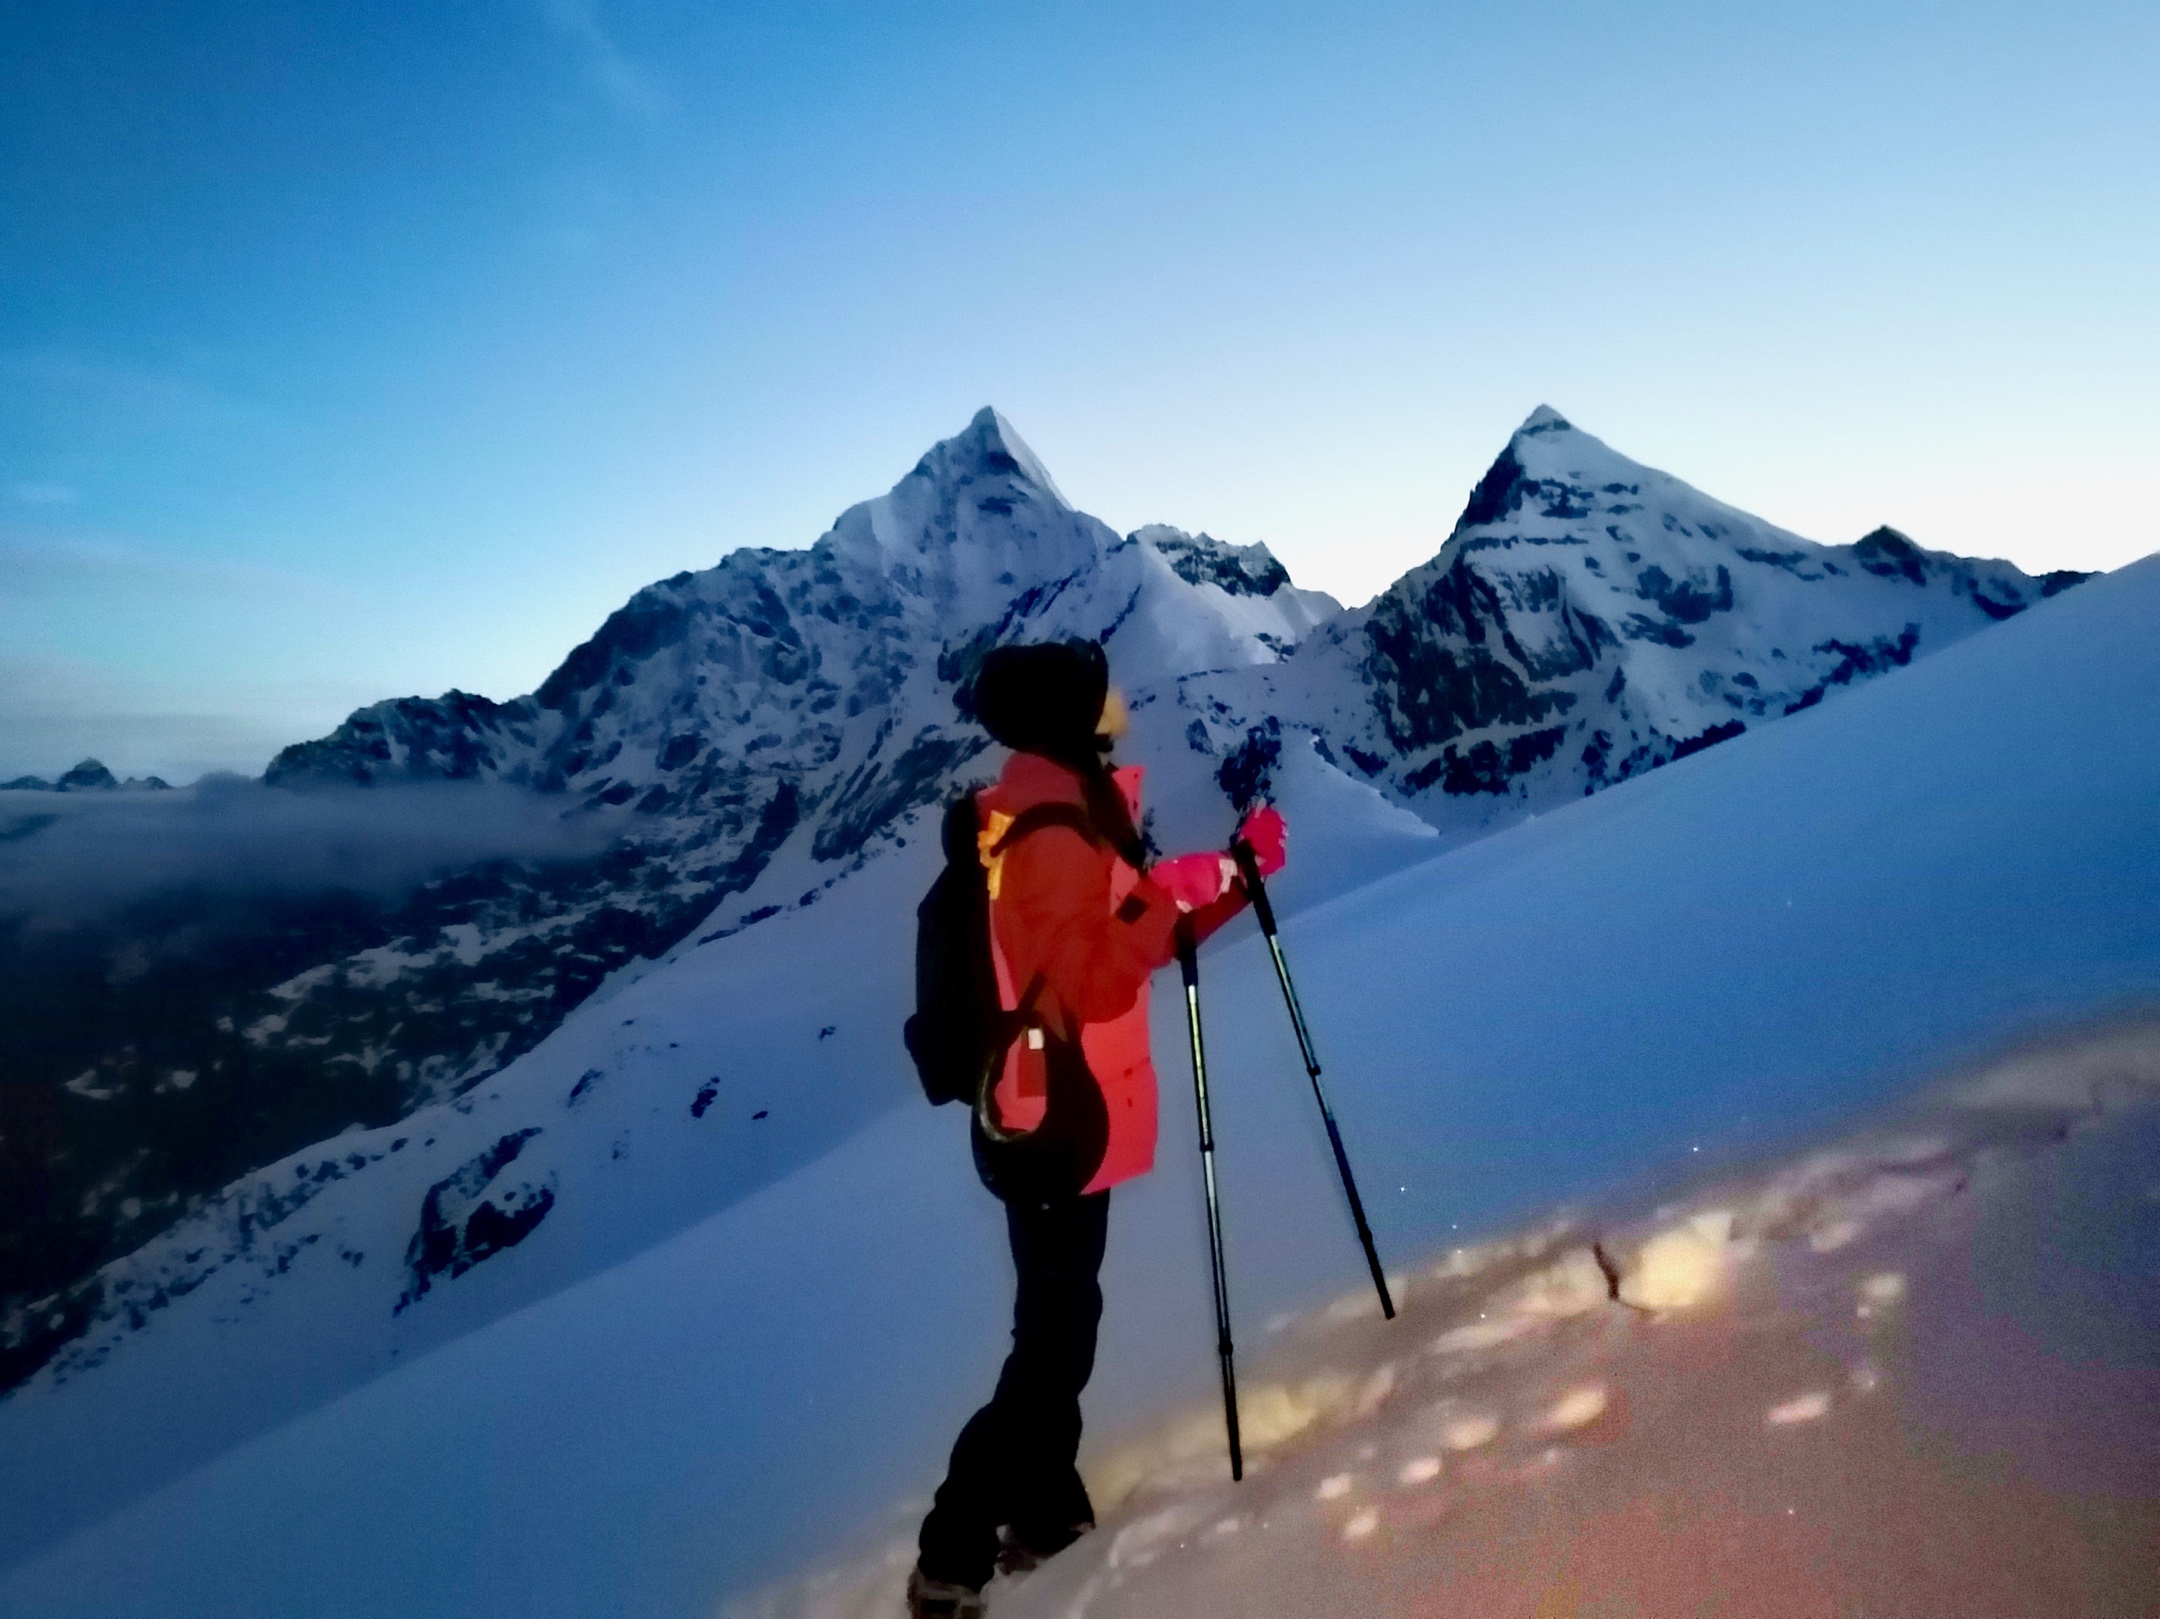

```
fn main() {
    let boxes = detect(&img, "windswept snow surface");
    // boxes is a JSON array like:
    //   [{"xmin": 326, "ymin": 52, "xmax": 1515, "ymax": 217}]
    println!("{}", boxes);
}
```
[
  {"xmin": 761, "ymin": 1026, "xmax": 2160, "ymax": 1619},
  {"xmin": 4, "ymin": 554, "xmax": 2158, "ymax": 1616}
]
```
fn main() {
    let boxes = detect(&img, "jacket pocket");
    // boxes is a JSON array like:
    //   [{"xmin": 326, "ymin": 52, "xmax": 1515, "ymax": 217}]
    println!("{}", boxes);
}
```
[{"xmin": 971, "ymin": 1032, "xmax": 1109, "ymax": 1203}]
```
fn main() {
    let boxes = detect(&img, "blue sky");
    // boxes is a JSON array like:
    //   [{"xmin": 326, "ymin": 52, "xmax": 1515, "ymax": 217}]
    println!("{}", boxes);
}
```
[{"xmin": 3, "ymin": 0, "xmax": 2154, "ymax": 781}]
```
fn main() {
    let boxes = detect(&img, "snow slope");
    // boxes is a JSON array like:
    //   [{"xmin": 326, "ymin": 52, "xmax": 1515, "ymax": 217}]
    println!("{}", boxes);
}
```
[
  {"xmin": 0, "ymin": 682, "xmax": 1437, "ymax": 1577},
  {"xmin": 821, "ymin": 1026, "xmax": 2160, "ymax": 1619},
  {"xmin": 2, "ymin": 539, "xmax": 2153, "ymax": 1617}
]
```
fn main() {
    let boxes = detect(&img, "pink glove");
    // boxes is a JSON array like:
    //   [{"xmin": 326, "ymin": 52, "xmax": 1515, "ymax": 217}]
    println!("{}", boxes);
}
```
[
  {"xmin": 1234, "ymin": 805, "xmax": 1287, "ymax": 877},
  {"xmin": 1152, "ymin": 851, "xmax": 1236, "ymax": 913}
]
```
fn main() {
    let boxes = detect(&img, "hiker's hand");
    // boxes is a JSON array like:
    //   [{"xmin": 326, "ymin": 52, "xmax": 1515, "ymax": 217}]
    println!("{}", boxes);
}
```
[
  {"xmin": 1153, "ymin": 852, "xmax": 1236, "ymax": 913},
  {"xmin": 1234, "ymin": 806, "xmax": 1287, "ymax": 877}
]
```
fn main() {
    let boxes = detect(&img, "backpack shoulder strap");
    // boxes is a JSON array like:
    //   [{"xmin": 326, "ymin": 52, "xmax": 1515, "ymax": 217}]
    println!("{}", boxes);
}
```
[
  {"xmin": 977, "ymin": 801, "xmax": 1101, "ymax": 903},
  {"xmin": 994, "ymin": 801, "xmax": 1100, "ymax": 854}
]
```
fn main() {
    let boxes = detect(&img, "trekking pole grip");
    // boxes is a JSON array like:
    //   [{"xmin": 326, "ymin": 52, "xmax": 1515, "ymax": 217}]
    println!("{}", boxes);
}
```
[{"xmin": 1229, "ymin": 839, "xmax": 1279, "ymax": 936}]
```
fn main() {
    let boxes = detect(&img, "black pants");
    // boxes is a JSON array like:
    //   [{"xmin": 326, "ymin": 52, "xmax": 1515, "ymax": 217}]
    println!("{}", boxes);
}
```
[{"xmin": 917, "ymin": 1187, "xmax": 1110, "ymax": 1591}]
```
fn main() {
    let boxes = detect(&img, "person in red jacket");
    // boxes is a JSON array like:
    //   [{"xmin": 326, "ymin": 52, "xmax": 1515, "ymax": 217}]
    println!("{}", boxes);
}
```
[{"xmin": 909, "ymin": 640, "xmax": 1285, "ymax": 1619}]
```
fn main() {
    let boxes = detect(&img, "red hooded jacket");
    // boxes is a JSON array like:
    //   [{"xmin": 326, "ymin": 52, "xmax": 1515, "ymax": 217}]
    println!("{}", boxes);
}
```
[{"xmin": 978, "ymin": 751, "xmax": 1247, "ymax": 1194}]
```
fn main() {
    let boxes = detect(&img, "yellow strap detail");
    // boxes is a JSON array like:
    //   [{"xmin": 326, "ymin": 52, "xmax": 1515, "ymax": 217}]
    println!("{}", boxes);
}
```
[{"xmin": 978, "ymin": 809, "xmax": 1015, "ymax": 901}]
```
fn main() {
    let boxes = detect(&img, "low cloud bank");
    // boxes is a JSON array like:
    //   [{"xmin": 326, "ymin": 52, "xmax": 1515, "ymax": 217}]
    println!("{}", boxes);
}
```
[{"xmin": 0, "ymin": 777, "xmax": 624, "ymax": 930}]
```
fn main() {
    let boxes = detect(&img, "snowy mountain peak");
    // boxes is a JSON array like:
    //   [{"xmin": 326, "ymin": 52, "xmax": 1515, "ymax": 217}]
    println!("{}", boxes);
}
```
[
  {"xmin": 1450, "ymin": 405, "xmax": 1623, "ymax": 537},
  {"xmin": 905, "ymin": 405, "xmax": 1069, "ymax": 510},
  {"xmin": 1210, "ymin": 409, "xmax": 2083, "ymax": 836}
]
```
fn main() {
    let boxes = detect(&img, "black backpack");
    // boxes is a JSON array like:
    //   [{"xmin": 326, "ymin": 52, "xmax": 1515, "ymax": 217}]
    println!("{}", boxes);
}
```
[{"xmin": 903, "ymin": 790, "xmax": 1097, "ymax": 1114}]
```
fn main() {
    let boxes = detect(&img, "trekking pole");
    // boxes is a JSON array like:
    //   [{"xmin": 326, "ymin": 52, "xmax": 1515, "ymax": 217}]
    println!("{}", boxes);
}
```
[
  {"xmin": 1230, "ymin": 839, "xmax": 1396, "ymax": 1321},
  {"xmin": 1176, "ymin": 918, "xmax": 1244, "ymax": 1482}
]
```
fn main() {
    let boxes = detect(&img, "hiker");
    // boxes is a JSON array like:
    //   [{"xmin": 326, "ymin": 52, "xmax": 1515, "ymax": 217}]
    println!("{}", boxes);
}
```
[{"xmin": 907, "ymin": 639, "xmax": 1286, "ymax": 1619}]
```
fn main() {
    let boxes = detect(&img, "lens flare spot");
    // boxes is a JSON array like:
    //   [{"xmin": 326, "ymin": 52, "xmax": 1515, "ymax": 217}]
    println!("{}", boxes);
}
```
[
  {"xmin": 1860, "ymin": 1272, "xmax": 1906, "ymax": 1306},
  {"xmin": 1809, "ymin": 1218, "xmax": 1861, "ymax": 1252},
  {"xmin": 1766, "ymin": 1390, "xmax": 1832, "ymax": 1426},
  {"xmin": 1618, "ymin": 1226, "xmax": 1728, "ymax": 1311},
  {"xmin": 1544, "ymin": 1384, "xmax": 1609, "ymax": 1431},
  {"xmin": 1443, "ymin": 1414, "xmax": 1500, "ymax": 1451},
  {"xmin": 1431, "ymin": 1316, "xmax": 1533, "ymax": 1353}
]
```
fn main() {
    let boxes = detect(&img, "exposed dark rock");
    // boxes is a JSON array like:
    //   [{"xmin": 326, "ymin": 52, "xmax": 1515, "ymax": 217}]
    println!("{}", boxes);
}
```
[
  {"xmin": 1407, "ymin": 724, "xmax": 1568, "ymax": 796},
  {"xmin": 1850, "ymin": 527, "xmax": 1930, "ymax": 586},
  {"xmin": 1735, "ymin": 546, "xmax": 1822, "ymax": 579},
  {"xmin": 1784, "ymin": 625, "xmax": 1923, "ymax": 713},
  {"xmin": 1364, "ymin": 561, "xmax": 1575, "ymax": 751},
  {"xmin": 1635, "ymin": 564, "xmax": 1733, "ymax": 625},
  {"xmin": 268, "ymin": 694, "xmax": 529, "ymax": 787},
  {"xmin": 1457, "ymin": 445, "xmax": 1528, "ymax": 531},
  {"xmin": 811, "ymin": 733, "xmax": 981, "ymax": 863},
  {"xmin": 536, "ymin": 596, "xmax": 697, "ymax": 711},
  {"xmin": 396, "ymin": 1129, "xmax": 554, "ymax": 1310},
  {"xmin": 1669, "ymin": 719, "xmax": 1747, "ymax": 761},
  {"xmin": 1142, "ymin": 530, "xmax": 1294, "ymax": 597},
  {"xmin": 1621, "ymin": 613, "xmax": 1696, "ymax": 648},
  {"xmin": 1217, "ymin": 720, "xmax": 1283, "ymax": 813}
]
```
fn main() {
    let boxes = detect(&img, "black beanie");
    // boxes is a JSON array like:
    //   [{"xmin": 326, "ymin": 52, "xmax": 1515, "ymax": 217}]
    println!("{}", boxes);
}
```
[{"xmin": 970, "ymin": 640, "xmax": 1110, "ymax": 757}]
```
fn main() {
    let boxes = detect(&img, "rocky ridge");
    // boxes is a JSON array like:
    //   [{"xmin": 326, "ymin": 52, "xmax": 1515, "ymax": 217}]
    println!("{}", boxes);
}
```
[{"xmin": 1, "ymin": 759, "xmax": 171, "ymax": 792}]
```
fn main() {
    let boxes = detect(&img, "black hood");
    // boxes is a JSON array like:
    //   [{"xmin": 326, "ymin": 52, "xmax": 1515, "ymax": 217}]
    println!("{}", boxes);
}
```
[{"xmin": 969, "ymin": 640, "xmax": 1109, "ymax": 758}]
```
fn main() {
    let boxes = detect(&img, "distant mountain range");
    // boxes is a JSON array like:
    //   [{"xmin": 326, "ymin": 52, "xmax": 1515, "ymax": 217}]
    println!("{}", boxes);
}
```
[
  {"xmin": 0, "ymin": 406, "xmax": 2085, "ymax": 1402},
  {"xmin": 1, "ymin": 759, "xmax": 170, "ymax": 793}
]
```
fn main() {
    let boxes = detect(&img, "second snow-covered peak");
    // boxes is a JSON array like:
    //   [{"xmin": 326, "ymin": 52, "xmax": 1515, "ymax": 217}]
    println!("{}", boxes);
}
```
[{"xmin": 1451, "ymin": 404, "xmax": 1721, "ymax": 542}]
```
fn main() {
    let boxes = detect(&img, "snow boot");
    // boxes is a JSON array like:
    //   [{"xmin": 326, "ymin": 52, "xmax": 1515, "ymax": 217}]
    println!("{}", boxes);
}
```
[
  {"xmin": 906, "ymin": 1566, "xmax": 987, "ymax": 1619},
  {"xmin": 994, "ymin": 1518, "xmax": 1094, "ymax": 1576}
]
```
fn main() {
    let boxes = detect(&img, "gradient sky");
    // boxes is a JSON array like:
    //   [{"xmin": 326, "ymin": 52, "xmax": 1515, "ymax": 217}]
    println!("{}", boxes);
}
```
[{"xmin": 3, "ymin": 0, "xmax": 2154, "ymax": 782}]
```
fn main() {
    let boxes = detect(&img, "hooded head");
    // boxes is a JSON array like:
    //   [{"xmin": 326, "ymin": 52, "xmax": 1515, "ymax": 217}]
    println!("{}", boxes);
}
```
[
  {"xmin": 970, "ymin": 640, "xmax": 1110, "ymax": 761},
  {"xmin": 967, "ymin": 638, "xmax": 1147, "ymax": 864}
]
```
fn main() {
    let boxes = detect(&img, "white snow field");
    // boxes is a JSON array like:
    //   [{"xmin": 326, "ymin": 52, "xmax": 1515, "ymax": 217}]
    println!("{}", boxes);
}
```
[
  {"xmin": 3, "ymin": 552, "xmax": 2158, "ymax": 1618},
  {"xmin": 747, "ymin": 1021, "xmax": 2160, "ymax": 1619}
]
